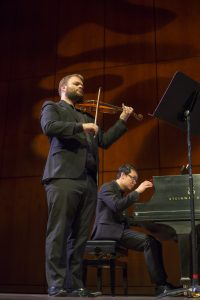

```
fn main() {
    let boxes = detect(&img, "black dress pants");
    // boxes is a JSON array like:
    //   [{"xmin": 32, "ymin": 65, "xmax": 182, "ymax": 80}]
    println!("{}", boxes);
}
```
[
  {"xmin": 120, "ymin": 229, "xmax": 167, "ymax": 285},
  {"xmin": 44, "ymin": 175, "xmax": 97, "ymax": 290}
]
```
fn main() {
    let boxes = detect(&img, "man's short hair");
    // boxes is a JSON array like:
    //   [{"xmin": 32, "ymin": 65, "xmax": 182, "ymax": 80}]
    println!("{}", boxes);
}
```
[
  {"xmin": 58, "ymin": 74, "xmax": 84, "ymax": 96},
  {"xmin": 116, "ymin": 164, "xmax": 137, "ymax": 179}
]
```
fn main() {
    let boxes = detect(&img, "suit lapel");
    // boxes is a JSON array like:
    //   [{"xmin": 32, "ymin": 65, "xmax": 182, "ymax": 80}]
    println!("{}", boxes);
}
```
[{"xmin": 58, "ymin": 100, "xmax": 84, "ymax": 123}]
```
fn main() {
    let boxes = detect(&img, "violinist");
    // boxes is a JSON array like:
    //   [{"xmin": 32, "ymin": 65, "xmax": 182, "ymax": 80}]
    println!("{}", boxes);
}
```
[{"xmin": 40, "ymin": 73, "xmax": 133, "ymax": 297}]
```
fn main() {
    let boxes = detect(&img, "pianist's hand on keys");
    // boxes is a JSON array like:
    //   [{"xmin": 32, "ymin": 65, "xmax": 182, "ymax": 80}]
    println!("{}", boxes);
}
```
[{"xmin": 135, "ymin": 180, "xmax": 153, "ymax": 194}]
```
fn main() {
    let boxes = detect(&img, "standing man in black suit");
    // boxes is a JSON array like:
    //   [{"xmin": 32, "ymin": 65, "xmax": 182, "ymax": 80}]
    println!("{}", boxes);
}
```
[
  {"xmin": 91, "ymin": 164, "xmax": 176, "ymax": 296},
  {"xmin": 40, "ymin": 74, "xmax": 133, "ymax": 297}
]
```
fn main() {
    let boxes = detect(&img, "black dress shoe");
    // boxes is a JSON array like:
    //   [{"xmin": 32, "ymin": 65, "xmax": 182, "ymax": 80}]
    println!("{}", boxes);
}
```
[
  {"xmin": 155, "ymin": 282, "xmax": 180, "ymax": 296},
  {"xmin": 69, "ymin": 288, "xmax": 102, "ymax": 297},
  {"xmin": 48, "ymin": 286, "xmax": 67, "ymax": 297}
]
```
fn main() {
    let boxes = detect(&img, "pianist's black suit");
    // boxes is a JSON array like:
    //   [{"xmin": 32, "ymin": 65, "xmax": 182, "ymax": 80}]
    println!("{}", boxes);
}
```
[
  {"xmin": 91, "ymin": 180, "xmax": 169, "ymax": 285},
  {"xmin": 40, "ymin": 100, "xmax": 127, "ymax": 291}
]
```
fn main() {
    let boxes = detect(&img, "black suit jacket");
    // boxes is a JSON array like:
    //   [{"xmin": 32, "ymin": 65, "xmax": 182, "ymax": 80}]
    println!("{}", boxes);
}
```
[
  {"xmin": 91, "ymin": 180, "xmax": 139, "ymax": 241},
  {"xmin": 40, "ymin": 100, "xmax": 127, "ymax": 182}
]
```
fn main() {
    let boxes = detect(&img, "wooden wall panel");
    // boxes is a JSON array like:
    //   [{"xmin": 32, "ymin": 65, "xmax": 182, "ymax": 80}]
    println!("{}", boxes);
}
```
[
  {"xmin": 159, "ymin": 121, "xmax": 200, "ymax": 168},
  {"xmin": 159, "ymin": 121, "xmax": 189, "ymax": 169},
  {"xmin": 157, "ymin": 57, "xmax": 200, "ymax": 98},
  {"xmin": 0, "ymin": 0, "xmax": 14, "ymax": 81},
  {"xmin": 156, "ymin": 0, "xmax": 200, "ymax": 61},
  {"xmin": 105, "ymin": 0, "xmax": 155, "ymax": 68},
  {"xmin": 5, "ymin": 77, "xmax": 55, "ymax": 136},
  {"xmin": 0, "ymin": 82, "xmax": 8, "ymax": 176},
  {"xmin": 2, "ymin": 134, "xmax": 44, "ymax": 178},
  {"xmin": 9, "ymin": 0, "xmax": 58, "ymax": 80},
  {"xmin": 0, "ymin": 76, "xmax": 55, "ymax": 178},
  {"xmin": 102, "ymin": 63, "xmax": 159, "ymax": 171},
  {"xmin": 56, "ymin": 0, "xmax": 104, "ymax": 74},
  {"xmin": 0, "ymin": 178, "xmax": 46, "ymax": 286}
]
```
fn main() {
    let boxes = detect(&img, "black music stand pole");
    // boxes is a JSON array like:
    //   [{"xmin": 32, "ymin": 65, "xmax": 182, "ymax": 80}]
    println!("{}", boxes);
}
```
[
  {"xmin": 150, "ymin": 71, "xmax": 200, "ymax": 298},
  {"xmin": 184, "ymin": 109, "xmax": 199, "ymax": 290},
  {"xmin": 158, "ymin": 108, "xmax": 200, "ymax": 298}
]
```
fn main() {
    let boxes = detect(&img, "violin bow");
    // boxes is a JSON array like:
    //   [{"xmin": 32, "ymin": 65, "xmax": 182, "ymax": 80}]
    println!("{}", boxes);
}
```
[{"xmin": 94, "ymin": 87, "xmax": 102, "ymax": 125}]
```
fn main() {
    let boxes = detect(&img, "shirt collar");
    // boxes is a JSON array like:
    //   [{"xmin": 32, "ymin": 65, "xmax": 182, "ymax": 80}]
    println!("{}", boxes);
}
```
[
  {"xmin": 113, "ymin": 180, "xmax": 124, "ymax": 196},
  {"xmin": 59, "ymin": 99, "xmax": 75, "ymax": 109}
]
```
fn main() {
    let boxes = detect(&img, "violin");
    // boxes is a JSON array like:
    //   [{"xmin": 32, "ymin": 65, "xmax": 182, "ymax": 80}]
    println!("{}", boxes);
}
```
[{"xmin": 75, "ymin": 100, "xmax": 143, "ymax": 121}]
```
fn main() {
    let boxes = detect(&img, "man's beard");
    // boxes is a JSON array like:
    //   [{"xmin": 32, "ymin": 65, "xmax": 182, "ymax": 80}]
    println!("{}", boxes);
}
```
[{"xmin": 66, "ymin": 91, "xmax": 83, "ymax": 103}]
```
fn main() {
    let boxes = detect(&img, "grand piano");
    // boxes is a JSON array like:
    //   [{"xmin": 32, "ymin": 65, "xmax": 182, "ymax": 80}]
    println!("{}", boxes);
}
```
[{"xmin": 133, "ymin": 174, "xmax": 200, "ymax": 285}]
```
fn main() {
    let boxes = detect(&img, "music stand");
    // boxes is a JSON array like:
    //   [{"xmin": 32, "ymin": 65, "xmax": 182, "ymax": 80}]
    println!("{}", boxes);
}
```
[{"xmin": 150, "ymin": 71, "xmax": 200, "ymax": 298}]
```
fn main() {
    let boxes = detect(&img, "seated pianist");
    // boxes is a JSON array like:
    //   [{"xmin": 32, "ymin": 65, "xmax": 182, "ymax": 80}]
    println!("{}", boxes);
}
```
[{"xmin": 91, "ymin": 163, "xmax": 177, "ymax": 296}]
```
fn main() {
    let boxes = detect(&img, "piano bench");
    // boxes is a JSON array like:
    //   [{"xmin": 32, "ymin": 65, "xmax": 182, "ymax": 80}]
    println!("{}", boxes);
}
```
[{"xmin": 83, "ymin": 240, "xmax": 128, "ymax": 296}]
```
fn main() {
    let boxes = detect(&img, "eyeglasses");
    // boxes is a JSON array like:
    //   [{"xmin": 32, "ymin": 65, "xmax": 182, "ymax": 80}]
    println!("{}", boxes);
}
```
[{"xmin": 127, "ymin": 174, "xmax": 138, "ymax": 182}]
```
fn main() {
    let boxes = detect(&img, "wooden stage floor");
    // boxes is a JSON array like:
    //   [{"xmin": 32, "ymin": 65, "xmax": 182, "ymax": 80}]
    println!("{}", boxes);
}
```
[{"xmin": 0, "ymin": 294, "xmax": 191, "ymax": 300}]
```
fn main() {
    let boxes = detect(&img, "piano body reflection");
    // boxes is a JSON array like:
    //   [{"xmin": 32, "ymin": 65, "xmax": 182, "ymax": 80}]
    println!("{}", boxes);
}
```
[{"xmin": 133, "ymin": 174, "xmax": 200, "ymax": 285}]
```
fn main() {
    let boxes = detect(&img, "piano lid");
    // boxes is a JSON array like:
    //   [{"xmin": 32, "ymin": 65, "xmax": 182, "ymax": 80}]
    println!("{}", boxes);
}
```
[{"xmin": 134, "ymin": 175, "xmax": 200, "ymax": 221}]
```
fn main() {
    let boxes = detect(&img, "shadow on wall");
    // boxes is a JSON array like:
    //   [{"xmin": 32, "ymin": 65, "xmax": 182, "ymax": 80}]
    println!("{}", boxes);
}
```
[{"xmin": 0, "ymin": 0, "xmax": 179, "ymax": 164}]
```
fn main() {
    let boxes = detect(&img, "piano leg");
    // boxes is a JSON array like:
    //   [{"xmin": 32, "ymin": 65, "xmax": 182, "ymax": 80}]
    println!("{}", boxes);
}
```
[
  {"xmin": 196, "ymin": 224, "xmax": 200, "ymax": 277},
  {"xmin": 177, "ymin": 233, "xmax": 191, "ymax": 287}
]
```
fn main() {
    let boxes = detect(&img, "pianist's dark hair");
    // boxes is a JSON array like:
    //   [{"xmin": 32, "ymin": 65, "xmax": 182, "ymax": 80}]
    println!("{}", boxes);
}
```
[{"xmin": 116, "ymin": 164, "xmax": 137, "ymax": 179}]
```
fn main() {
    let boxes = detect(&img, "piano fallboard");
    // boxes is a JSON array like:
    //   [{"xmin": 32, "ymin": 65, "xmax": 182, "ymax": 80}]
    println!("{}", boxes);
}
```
[
  {"xmin": 134, "ymin": 174, "xmax": 200, "ymax": 222},
  {"xmin": 134, "ymin": 208, "xmax": 200, "ymax": 221}
]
